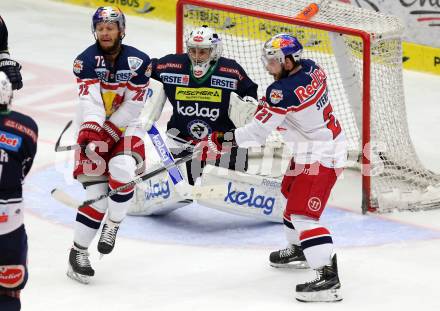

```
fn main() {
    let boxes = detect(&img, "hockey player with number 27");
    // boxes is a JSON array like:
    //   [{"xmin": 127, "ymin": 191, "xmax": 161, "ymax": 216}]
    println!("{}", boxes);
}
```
[
  {"xmin": 67, "ymin": 6, "xmax": 151, "ymax": 284},
  {"xmin": 201, "ymin": 34, "xmax": 347, "ymax": 302}
]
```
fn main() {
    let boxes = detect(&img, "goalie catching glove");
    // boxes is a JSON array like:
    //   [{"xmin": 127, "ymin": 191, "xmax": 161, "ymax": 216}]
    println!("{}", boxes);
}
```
[
  {"xmin": 228, "ymin": 92, "xmax": 265, "ymax": 127},
  {"xmin": 195, "ymin": 131, "xmax": 237, "ymax": 161}
]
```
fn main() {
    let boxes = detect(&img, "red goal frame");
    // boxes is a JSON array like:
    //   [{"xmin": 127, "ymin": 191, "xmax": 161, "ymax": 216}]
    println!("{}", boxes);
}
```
[{"xmin": 175, "ymin": 0, "xmax": 373, "ymax": 213}]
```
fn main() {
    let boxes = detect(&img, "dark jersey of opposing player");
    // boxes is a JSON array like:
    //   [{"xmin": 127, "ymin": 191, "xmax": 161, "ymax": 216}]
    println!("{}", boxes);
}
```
[
  {"xmin": 0, "ymin": 16, "xmax": 9, "ymax": 53},
  {"xmin": 0, "ymin": 111, "xmax": 38, "ymax": 201},
  {"xmin": 151, "ymin": 53, "xmax": 258, "ymax": 143}
]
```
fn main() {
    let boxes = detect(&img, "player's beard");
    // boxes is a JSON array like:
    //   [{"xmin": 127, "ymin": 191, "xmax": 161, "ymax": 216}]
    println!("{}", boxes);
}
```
[{"xmin": 98, "ymin": 39, "xmax": 121, "ymax": 56}]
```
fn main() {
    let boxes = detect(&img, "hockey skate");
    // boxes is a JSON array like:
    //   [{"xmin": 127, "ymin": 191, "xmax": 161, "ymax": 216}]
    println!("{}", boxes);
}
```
[
  {"xmin": 67, "ymin": 244, "xmax": 95, "ymax": 284},
  {"xmin": 269, "ymin": 244, "xmax": 309, "ymax": 269},
  {"xmin": 97, "ymin": 218, "xmax": 120, "ymax": 255},
  {"xmin": 295, "ymin": 254, "xmax": 342, "ymax": 302}
]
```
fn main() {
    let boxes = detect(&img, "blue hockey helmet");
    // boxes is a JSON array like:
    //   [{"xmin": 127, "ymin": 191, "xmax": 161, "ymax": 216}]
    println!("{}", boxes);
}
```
[
  {"xmin": 262, "ymin": 34, "xmax": 303, "ymax": 66},
  {"xmin": 91, "ymin": 6, "xmax": 126, "ymax": 36}
]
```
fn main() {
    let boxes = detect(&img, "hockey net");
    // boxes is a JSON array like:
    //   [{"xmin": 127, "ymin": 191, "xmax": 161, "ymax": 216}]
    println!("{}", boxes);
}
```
[{"xmin": 176, "ymin": 0, "xmax": 440, "ymax": 213}]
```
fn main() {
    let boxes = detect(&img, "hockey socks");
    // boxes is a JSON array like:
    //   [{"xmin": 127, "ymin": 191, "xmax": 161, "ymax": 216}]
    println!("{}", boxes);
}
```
[
  {"xmin": 73, "ymin": 184, "xmax": 107, "ymax": 249},
  {"xmin": 299, "ymin": 227, "xmax": 333, "ymax": 269}
]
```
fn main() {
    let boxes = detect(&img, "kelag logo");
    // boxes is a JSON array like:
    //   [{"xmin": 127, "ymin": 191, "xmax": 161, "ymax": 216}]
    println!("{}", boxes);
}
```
[
  {"xmin": 223, "ymin": 182, "xmax": 275, "ymax": 215},
  {"xmin": 144, "ymin": 179, "xmax": 170, "ymax": 200}
]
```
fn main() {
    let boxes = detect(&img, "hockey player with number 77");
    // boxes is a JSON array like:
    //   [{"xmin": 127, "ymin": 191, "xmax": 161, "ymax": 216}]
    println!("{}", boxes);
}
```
[{"xmin": 200, "ymin": 34, "xmax": 347, "ymax": 302}]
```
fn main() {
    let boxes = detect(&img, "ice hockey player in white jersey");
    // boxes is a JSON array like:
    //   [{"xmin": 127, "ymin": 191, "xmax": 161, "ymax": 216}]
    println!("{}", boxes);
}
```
[
  {"xmin": 198, "ymin": 34, "xmax": 347, "ymax": 302},
  {"xmin": 67, "ymin": 6, "xmax": 150, "ymax": 284}
]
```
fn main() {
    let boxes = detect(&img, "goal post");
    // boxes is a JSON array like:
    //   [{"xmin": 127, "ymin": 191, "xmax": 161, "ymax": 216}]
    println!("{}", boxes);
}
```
[{"xmin": 175, "ymin": 0, "xmax": 440, "ymax": 213}]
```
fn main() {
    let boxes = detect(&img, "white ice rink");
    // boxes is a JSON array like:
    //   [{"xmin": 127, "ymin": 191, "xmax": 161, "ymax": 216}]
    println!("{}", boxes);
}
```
[{"xmin": 3, "ymin": 0, "xmax": 440, "ymax": 310}]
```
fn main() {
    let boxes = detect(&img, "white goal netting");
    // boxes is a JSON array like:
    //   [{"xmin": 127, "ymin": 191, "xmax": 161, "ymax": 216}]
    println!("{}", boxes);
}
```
[{"xmin": 178, "ymin": 0, "xmax": 440, "ymax": 212}]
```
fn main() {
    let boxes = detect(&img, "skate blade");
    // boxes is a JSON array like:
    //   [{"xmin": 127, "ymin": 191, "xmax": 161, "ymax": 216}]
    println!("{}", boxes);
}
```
[
  {"xmin": 270, "ymin": 261, "xmax": 310, "ymax": 269},
  {"xmin": 67, "ymin": 266, "xmax": 91, "ymax": 284},
  {"xmin": 295, "ymin": 288, "xmax": 343, "ymax": 303}
]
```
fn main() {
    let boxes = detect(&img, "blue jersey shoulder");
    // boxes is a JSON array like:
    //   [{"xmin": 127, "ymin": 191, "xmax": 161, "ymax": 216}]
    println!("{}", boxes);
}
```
[
  {"xmin": 73, "ymin": 44, "xmax": 99, "ymax": 79},
  {"xmin": 265, "ymin": 58, "xmax": 325, "ymax": 110},
  {"xmin": 0, "ymin": 110, "xmax": 38, "ymax": 152},
  {"xmin": 73, "ymin": 44, "xmax": 150, "ymax": 82},
  {"xmin": 154, "ymin": 53, "xmax": 189, "ymax": 71},
  {"xmin": 8, "ymin": 111, "xmax": 38, "ymax": 134}
]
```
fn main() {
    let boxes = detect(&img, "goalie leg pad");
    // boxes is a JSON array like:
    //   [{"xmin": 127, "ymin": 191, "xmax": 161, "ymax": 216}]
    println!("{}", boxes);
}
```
[
  {"xmin": 128, "ymin": 161, "xmax": 193, "ymax": 216},
  {"xmin": 197, "ymin": 165, "xmax": 285, "ymax": 223}
]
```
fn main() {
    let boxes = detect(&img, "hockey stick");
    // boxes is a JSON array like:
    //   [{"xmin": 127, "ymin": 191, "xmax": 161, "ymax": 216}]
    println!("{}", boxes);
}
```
[
  {"xmin": 165, "ymin": 132, "xmax": 195, "ymax": 151},
  {"xmin": 51, "ymin": 151, "xmax": 199, "ymax": 209},
  {"xmin": 55, "ymin": 120, "xmax": 84, "ymax": 152}
]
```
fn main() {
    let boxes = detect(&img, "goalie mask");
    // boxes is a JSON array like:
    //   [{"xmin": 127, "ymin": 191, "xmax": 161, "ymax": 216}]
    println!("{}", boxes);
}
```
[
  {"xmin": 262, "ymin": 34, "xmax": 303, "ymax": 67},
  {"xmin": 91, "ymin": 6, "xmax": 126, "ymax": 40},
  {"xmin": 0, "ymin": 72, "xmax": 13, "ymax": 108},
  {"xmin": 186, "ymin": 25, "xmax": 223, "ymax": 78}
]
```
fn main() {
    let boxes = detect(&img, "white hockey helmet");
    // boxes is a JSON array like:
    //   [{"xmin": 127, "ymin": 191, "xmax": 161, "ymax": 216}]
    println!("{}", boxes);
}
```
[
  {"xmin": 186, "ymin": 25, "xmax": 223, "ymax": 78},
  {"xmin": 0, "ymin": 72, "xmax": 13, "ymax": 107}
]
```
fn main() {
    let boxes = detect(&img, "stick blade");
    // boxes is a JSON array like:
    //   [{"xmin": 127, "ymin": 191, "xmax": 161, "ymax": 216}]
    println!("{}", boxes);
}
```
[{"xmin": 51, "ymin": 188, "xmax": 80, "ymax": 209}]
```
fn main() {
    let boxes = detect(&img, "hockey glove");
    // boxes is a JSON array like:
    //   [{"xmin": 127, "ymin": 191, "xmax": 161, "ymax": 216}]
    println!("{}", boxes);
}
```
[
  {"xmin": 0, "ymin": 58, "xmax": 23, "ymax": 90},
  {"xmin": 196, "ymin": 131, "xmax": 236, "ymax": 161},
  {"xmin": 77, "ymin": 121, "xmax": 104, "ymax": 152},
  {"xmin": 101, "ymin": 120, "xmax": 122, "ymax": 152}
]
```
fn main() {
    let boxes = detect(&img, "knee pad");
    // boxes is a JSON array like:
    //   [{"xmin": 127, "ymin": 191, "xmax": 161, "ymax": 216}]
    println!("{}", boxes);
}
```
[
  {"xmin": 108, "ymin": 155, "xmax": 136, "ymax": 183},
  {"xmin": 290, "ymin": 214, "xmax": 321, "ymax": 233},
  {"xmin": 84, "ymin": 183, "xmax": 108, "ymax": 213}
]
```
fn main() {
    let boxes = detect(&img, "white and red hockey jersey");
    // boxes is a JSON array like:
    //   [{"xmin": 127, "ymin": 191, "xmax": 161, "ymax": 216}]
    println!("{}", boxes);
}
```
[
  {"xmin": 235, "ymin": 59, "xmax": 347, "ymax": 168},
  {"xmin": 73, "ymin": 43, "xmax": 150, "ymax": 136}
]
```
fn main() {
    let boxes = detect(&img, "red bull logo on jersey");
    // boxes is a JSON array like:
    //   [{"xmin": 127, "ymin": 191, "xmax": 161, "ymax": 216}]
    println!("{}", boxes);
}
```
[
  {"xmin": 294, "ymin": 67, "xmax": 327, "ymax": 103},
  {"xmin": 269, "ymin": 89, "xmax": 283, "ymax": 104},
  {"xmin": 73, "ymin": 59, "xmax": 83, "ymax": 74},
  {"xmin": 0, "ymin": 130, "xmax": 22, "ymax": 152}
]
